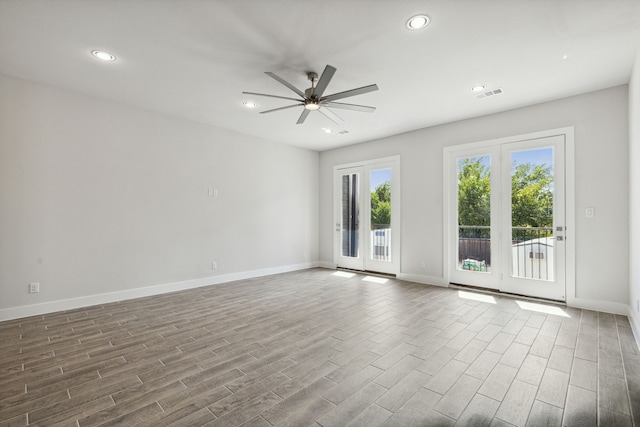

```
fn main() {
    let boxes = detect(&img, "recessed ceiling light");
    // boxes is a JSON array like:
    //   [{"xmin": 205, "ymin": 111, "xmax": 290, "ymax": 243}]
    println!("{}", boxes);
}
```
[
  {"xmin": 243, "ymin": 101, "xmax": 257, "ymax": 108},
  {"xmin": 322, "ymin": 128, "xmax": 332, "ymax": 134},
  {"xmin": 406, "ymin": 14, "xmax": 430, "ymax": 30},
  {"xmin": 471, "ymin": 85, "xmax": 486, "ymax": 92},
  {"xmin": 91, "ymin": 50, "xmax": 116, "ymax": 62}
]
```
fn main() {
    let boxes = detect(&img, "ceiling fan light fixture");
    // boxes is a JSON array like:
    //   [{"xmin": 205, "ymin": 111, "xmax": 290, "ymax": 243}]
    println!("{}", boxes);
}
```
[
  {"xmin": 304, "ymin": 101, "xmax": 321, "ymax": 111},
  {"xmin": 243, "ymin": 101, "xmax": 257, "ymax": 108},
  {"xmin": 91, "ymin": 50, "xmax": 116, "ymax": 61},
  {"xmin": 407, "ymin": 14, "xmax": 430, "ymax": 30}
]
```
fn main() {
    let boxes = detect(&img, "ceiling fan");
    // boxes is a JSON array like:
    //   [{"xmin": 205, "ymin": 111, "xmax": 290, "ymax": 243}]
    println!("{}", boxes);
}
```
[{"xmin": 242, "ymin": 65, "xmax": 378, "ymax": 125}]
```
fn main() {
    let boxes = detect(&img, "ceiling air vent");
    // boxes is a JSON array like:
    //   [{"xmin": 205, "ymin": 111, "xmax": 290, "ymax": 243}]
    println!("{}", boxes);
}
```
[
  {"xmin": 476, "ymin": 88, "xmax": 503, "ymax": 99},
  {"xmin": 338, "ymin": 130, "xmax": 350, "ymax": 135}
]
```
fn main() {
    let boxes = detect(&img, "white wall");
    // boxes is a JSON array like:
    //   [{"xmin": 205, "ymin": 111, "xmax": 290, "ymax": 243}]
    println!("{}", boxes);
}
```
[
  {"xmin": 1, "ymin": 73, "xmax": 631, "ymax": 321},
  {"xmin": 629, "ymin": 51, "xmax": 640, "ymax": 339},
  {"xmin": 0, "ymin": 74, "xmax": 319, "ymax": 319},
  {"xmin": 320, "ymin": 86, "xmax": 630, "ymax": 312}
]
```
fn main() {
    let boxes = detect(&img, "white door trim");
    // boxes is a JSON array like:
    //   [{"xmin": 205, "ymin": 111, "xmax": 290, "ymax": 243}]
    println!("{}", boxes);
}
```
[
  {"xmin": 333, "ymin": 155, "xmax": 401, "ymax": 275},
  {"xmin": 499, "ymin": 135, "xmax": 566, "ymax": 300},
  {"xmin": 443, "ymin": 127, "xmax": 575, "ymax": 301}
]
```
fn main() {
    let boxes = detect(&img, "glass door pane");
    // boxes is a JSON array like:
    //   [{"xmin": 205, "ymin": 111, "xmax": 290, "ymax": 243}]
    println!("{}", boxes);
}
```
[
  {"xmin": 369, "ymin": 168, "xmax": 391, "ymax": 262},
  {"xmin": 341, "ymin": 172, "xmax": 360, "ymax": 259},
  {"xmin": 510, "ymin": 147, "xmax": 555, "ymax": 281},
  {"xmin": 457, "ymin": 155, "xmax": 492, "ymax": 273}
]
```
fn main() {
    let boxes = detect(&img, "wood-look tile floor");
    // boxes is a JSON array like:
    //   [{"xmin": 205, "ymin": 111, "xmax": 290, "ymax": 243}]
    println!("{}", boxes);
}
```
[{"xmin": 1, "ymin": 268, "xmax": 639, "ymax": 426}]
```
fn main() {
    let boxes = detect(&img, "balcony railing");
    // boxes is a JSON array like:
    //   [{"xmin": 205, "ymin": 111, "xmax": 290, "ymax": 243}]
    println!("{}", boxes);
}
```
[
  {"xmin": 458, "ymin": 226, "xmax": 554, "ymax": 279},
  {"xmin": 512, "ymin": 227, "xmax": 553, "ymax": 281},
  {"xmin": 371, "ymin": 224, "xmax": 391, "ymax": 261},
  {"xmin": 458, "ymin": 226, "xmax": 491, "ymax": 271}
]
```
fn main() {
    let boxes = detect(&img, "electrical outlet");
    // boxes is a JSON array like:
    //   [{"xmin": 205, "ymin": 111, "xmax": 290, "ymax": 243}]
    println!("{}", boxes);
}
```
[
  {"xmin": 211, "ymin": 261, "xmax": 217, "ymax": 270},
  {"xmin": 420, "ymin": 261, "xmax": 427, "ymax": 270},
  {"xmin": 29, "ymin": 282, "xmax": 40, "ymax": 294}
]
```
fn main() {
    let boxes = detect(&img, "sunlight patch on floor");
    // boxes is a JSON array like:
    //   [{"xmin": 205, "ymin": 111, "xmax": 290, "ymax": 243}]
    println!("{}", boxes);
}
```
[
  {"xmin": 516, "ymin": 300, "xmax": 570, "ymax": 318},
  {"xmin": 332, "ymin": 271, "xmax": 355, "ymax": 278},
  {"xmin": 457, "ymin": 290, "xmax": 497, "ymax": 304},
  {"xmin": 363, "ymin": 276, "xmax": 388, "ymax": 284}
]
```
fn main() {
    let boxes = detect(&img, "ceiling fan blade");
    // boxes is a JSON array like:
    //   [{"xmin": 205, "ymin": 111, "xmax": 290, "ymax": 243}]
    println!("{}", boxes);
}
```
[
  {"xmin": 296, "ymin": 109, "xmax": 311, "ymax": 124},
  {"xmin": 323, "ymin": 101, "xmax": 376, "ymax": 113},
  {"xmin": 260, "ymin": 104, "xmax": 302, "ymax": 114},
  {"xmin": 319, "ymin": 107, "xmax": 344, "ymax": 125},
  {"xmin": 322, "ymin": 84, "xmax": 379, "ymax": 102},
  {"xmin": 265, "ymin": 72, "xmax": 305, "ymax": 98},
  {"xmin": 313, "ymin": 65, "xmax": 337, "ymax": 98},
  {"xmin": 242, "ymin": 91, "xmax": 302, "ymax": 102}
]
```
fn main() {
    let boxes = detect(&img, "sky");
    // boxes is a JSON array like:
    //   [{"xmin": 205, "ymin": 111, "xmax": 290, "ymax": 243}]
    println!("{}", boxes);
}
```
[
  {"xmin": 460, "ymin": 147, "xmax": 553, "ymax": 170},
  {"xmin": 512, "ymin": 147, "xmax": 553, "ymax": 167},
  {"xmin": 370, "ymin": 168, "xmax": 391, "ymax": 191}
]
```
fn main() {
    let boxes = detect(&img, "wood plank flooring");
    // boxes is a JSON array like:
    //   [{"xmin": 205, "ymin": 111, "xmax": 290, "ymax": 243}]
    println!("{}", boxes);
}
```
[{"xmin": 1, "ymin": 268, "xmax": 639, "ymax": 426}]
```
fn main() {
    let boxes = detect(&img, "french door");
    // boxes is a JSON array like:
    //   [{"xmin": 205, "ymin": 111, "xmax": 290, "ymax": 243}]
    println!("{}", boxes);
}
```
[
  {"xmin": 334, "ymin": 158, "xmax": 399, "ymax": 275},
  {"xmin": 448, "ymin": 135, "xmax": 566, "ymax": 301}
]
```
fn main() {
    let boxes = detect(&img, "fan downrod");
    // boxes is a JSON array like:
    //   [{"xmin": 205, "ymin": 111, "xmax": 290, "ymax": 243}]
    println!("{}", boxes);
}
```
[{"xmin": 305, "ymin": 72, "xmax": 319, "ymax": 99}]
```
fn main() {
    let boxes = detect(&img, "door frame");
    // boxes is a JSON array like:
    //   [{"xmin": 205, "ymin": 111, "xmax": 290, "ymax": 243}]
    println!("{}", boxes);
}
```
[
  {"xmin": 334, "ymin": 165, "xmax": 365, "ymax": 271},
  {"xmin": 333, "ymin": 155, "xmax": 401, "ymax": 275},
  {"xmin": 443, "ymin": 127, "xmax": 575, "ymax": 301},
  {"xmin": 499, "ymin": 136, "xmax": 566, "ymax": 300}
]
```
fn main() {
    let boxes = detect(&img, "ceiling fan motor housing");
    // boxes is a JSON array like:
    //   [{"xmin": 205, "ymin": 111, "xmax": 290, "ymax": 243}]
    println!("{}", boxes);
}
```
[{"xmin": 304, "ymin": 87, "xmax": 318, "ymax": 99}]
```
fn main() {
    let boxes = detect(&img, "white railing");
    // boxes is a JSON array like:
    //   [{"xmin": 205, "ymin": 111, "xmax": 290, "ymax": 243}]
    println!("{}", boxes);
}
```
[{"xmin": 371, "ymin": 225, "xmax": 391, "ymax": 261}]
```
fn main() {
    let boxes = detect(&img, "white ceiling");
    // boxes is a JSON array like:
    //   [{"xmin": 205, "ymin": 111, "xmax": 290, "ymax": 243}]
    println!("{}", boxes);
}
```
[{"xmin": 1, "ymin": 1, "xmax": 639, "ymax": 151}]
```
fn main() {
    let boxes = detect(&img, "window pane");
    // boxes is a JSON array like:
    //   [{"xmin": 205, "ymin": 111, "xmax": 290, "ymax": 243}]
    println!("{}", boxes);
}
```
[
  {"xmin": 457, "ymin": 156, "xmax": 491, "ymax": 272},
  {"xmin": 510, "ymin": 148, "xmax": 554, "ymax": 280},
  {"xmin": 370, "ymin": 168, "xmax": 391, "ymax": 262},
  {"xmin": 341, "ymin": 173, "xmax": 359, "ymax": 258}
]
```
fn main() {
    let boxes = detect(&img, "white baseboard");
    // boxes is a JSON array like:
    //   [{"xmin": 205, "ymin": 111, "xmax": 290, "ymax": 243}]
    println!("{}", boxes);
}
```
[
  {"xmin": 397, "ymin": 273, "xmax": 448, "ymax": 287},
  {"xmin": 566, "ymin": 296, "xmax": 629, "ymax": 316},
  {"xmin": 316, "ymin": 264, "xmax": 449, "ymax": 288},
  {"xmin": 317, "ymin": 261, "xmax": 337, "ymax": 269},
  {"xmin": 397, "ymin": 278, "xmax": 631, "ymax": 316},
  {"xmin": 629, "ymin": 310, "xmax": 640, "ymax": 352},
  {"xmin": 0, "ymin": 262, "xmax": 319, "ymax": 322}
]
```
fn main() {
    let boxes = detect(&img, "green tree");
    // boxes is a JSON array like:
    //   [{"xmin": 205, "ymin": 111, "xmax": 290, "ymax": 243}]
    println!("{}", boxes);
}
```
[
  {"xmin": 457, "ymin": 157, "xmax": 553, "ymax": 232},
  {"xmin": 371, "ymin": 182, "xmax": 391, "ymax": 227},
  {"xmin": 511, "ymin": 162, "xmax": 553, "ymax": 232},
  {"xmin": 457, "ymin": 158, "xmax": 491, "ymax": 231}
]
